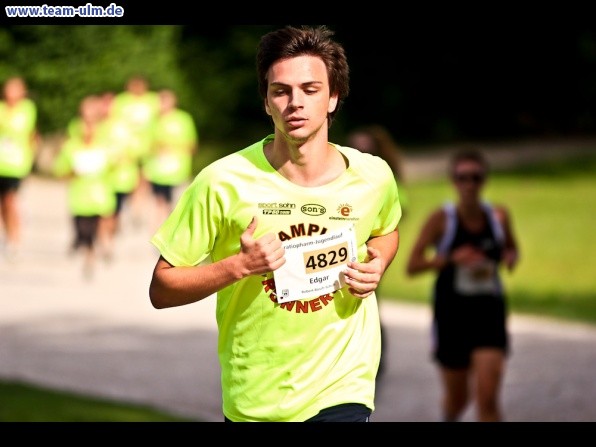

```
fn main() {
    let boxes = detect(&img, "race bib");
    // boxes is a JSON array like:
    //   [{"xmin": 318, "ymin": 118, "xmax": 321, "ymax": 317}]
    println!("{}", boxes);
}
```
[
  {"xmin": 157, "ymin": 153, "xmax": 181, "ymax": 174},
  {"xmin": 0, "ymin": 138, "xmax": 24, "ymax": 166},
  {"xmin": 273, "ymin": 224, "xmax": 358, "ymax": 303},
  {"xmin": 72, "ymin": 149, "xmax": 107, "ymax": 176},
  {"xmin": 455, "ymin": 259, "xmax": 498, "ymax": 296},
  {"xmin": 128, "ymin": 104, "xmax": 152, "ymax": 126}
]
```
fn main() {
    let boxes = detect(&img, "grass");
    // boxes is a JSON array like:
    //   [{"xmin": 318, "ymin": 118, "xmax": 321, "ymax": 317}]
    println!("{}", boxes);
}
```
[
  {"xmin": 0, "ymin": 380, "xmax": 193, "ymax": 422},
  {"xmin": 380, "ymin": 153, "xmax": 596, "ymax": 324}
]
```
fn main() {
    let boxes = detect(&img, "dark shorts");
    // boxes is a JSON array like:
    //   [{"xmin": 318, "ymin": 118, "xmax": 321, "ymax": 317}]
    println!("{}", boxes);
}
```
[
  {"xmin": 114, "ymin": 192, "xmax": 129, "ymax": 215},
  {"xmin": 72, "ymin": 215, "xmax": 100, "ymax": 249},
  {"xmin": 150, "ymin": 182, "xmax": 173, "ymax": 203},
  {"xmin": 0, "ymin": 176, "xmax": 21, "ymax": 195},
  {"xmin": 432, "ymin": 293, "xmax": 509, "ymax": 369},
  {"xmin": 224, "ymin": 403, "xmax": 372, "ymax": 422}
]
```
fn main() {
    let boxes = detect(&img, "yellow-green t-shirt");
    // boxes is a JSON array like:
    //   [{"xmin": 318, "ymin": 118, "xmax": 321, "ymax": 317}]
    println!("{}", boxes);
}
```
[
  {"xmin": 143, "ymin": 108, "xmax": 198, "ymax": 186},
  {"xmin": 111, "ymin": 91, "xmax": 160, "ymax": 162},
  {"xmin": 52, "ymin": 136, "xmax": 116, "ymax": 217},
  {"xmin": 151, "ymin": 135, "xmax": 402, "ymax": 422},
  {"xmin": 0, "ymin": 98, "xmax": 37, "ymax": 178},
  {"xmin": 98, "ymin": 117, "xmax": 141, "ymax": 194}
]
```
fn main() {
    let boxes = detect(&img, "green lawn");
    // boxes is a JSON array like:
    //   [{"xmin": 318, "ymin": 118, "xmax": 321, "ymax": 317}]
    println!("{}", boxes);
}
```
[
  {"xmin": 381, "ymin": 153, "xmax": 596, "ymax": 324},
  {"xmin": 0, "ymin": 380, "xmax": 193, "ymax": 422}
]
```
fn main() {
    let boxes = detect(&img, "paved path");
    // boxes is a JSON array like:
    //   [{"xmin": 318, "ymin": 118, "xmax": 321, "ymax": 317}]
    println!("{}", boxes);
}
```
[{"xmin": 2, "ymin": 173, "xmax": 596, "ymax": 422}]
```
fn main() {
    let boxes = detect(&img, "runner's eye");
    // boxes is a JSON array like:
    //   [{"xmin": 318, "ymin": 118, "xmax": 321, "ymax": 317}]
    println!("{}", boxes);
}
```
[{"xmin": 453, "ymin": 173, "xmax": 485, "ymax": 184}]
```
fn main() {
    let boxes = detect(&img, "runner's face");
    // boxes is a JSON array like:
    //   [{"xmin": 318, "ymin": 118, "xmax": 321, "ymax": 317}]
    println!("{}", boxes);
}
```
[
  {"xmin": 452, "ymin": 160, "xmax": 486, "ymax": 201},
  {"xmin": 4, "ymin": 79, "xmax": 26, "ymax": 103},
  {"xmin": 264, "ymin": 55, "xmax": 338, "ymax": 144}
]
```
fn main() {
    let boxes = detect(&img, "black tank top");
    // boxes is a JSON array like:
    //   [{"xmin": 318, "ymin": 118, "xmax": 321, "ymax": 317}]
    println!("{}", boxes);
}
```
[{"xmin": 435, "ymin": 202, "xmax": 504, "ymax": 299}]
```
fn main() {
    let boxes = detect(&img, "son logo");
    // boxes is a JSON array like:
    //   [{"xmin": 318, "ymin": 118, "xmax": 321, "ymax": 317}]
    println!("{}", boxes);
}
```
[{"xmin": 301, "ymin": 204, "xmax": 326, "ymax": 216}]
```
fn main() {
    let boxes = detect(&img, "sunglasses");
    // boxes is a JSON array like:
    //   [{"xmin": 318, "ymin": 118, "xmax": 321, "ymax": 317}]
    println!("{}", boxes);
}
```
[{"xmin": 453, "ymin": 172, "xmax": 485, "ymax": 184}]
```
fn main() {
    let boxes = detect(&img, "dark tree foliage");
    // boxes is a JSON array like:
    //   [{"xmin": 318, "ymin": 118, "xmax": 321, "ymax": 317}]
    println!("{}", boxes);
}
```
[
  {"xmin": 1, "ymin": 24, "xmax": 595, "ymax": 147},
  {"xmin": 0, "ymin": 25, "xmax": 186, "ymax": 134},
  {"xmin": 334, "ymin": 23, "xmax": 596, "ymax": 144}
]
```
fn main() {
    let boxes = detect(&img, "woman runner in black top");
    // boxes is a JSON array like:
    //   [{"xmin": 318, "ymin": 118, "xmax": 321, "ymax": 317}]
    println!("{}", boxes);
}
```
[{"xmin": 406, "ymin": 147, "xmax": 519, "ymax": 422}]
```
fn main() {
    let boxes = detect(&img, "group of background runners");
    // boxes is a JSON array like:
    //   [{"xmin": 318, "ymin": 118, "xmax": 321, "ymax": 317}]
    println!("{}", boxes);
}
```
[{"xmin": 0, "ymin": 75, "xmax": 198, "ymax": 278}]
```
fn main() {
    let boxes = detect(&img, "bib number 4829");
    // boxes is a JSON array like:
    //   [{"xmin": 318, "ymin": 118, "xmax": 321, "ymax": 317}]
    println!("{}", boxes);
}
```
[{"xmin": 303, "ymin": 242, "xmax": 349, "ymax": 273}]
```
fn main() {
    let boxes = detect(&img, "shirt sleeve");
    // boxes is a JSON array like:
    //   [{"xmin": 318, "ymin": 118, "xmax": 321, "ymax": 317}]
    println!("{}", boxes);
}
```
[
  {"xmin": 370, "ymin": 157, "xmax": 402, "ymax": 237},
  {"xmin": 150, "ymin": 167, "xmax": 222, "ymax": 267}
]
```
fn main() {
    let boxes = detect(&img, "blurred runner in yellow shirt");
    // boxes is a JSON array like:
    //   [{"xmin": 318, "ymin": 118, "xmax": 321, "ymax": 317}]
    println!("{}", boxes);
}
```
[
  {"xmin": 143, "ymin": 89, "xmax": 198, "ymax": 232},
  {"xmin": 0, "ymin": 77, "xmax": 38, "ymax": 260},
  {"xmin": 53, "ymin": 96, "xmax": 116, "ymax": 279},
  {"xmin": 111, "ymin": 75, "xmax": 160, "ymax": 229}
]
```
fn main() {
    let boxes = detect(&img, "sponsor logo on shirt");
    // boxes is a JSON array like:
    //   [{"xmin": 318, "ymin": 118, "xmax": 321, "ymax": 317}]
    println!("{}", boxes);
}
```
[
  {"xmin": 263, "ymin": 209, "xmax": 291, "ymax": 215},
  {"xmin": 329, "ymin": 203, "xmax": 359, "ymax": 221},
  {"xmin": 259, "ymin": 202, "xmax": 296, "ymax": 215},
  {"xmin": 337, "ymin": 203, "xmax": 352, "ymax": 216},
  {"xmin": 301, "ymin": 203, "xmax": 326, "ymax": 216},
  {"xmin": 258, "ymin": 202, "xmax": 296, "ymax": 209}
]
